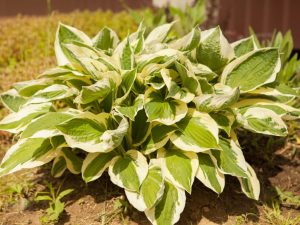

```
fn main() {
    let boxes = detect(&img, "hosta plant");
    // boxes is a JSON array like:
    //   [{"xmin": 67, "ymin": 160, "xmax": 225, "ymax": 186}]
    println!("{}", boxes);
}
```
[
  {"xmin": 0, "ymin": 22, "xmax": 299, "ymax": 225},
  {"xmin": 249, "ymin": 28, "xmax": 300, "ymax": 87}
]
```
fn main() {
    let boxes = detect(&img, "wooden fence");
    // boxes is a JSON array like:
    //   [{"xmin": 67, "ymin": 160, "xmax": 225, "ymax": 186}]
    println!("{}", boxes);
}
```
[{"xmin": 0, "ymin": 0, "xmax": 299, "ymax": 48}]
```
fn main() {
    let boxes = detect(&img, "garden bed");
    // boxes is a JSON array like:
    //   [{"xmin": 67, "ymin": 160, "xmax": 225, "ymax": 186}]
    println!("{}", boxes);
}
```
[{"xmin": 0, "ymin": 130, "xmax": 299, "ymax": 224}]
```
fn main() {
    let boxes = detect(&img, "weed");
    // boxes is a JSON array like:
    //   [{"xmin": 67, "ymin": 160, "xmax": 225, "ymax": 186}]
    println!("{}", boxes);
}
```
[{"xmin": 35, "ymin": 182, "xmax": 73, "ymax": 224}]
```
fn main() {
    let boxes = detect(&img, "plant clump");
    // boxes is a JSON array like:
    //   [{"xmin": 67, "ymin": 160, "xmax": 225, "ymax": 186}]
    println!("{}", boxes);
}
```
[{"xmin": 0, "ymin": 22, "xmax": 299, "ymax": 225}]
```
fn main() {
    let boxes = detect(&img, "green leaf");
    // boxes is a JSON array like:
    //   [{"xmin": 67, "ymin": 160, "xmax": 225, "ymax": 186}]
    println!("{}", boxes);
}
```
[
  {"xmin": 115, "ymin": 95, "xmax": 144, "ymax": 121},
  {"xmin": 109, "ymin": 150, "xmax": 148, "ymax": 192},
  {"xmin": 131, "ymin": 110, "xmax": 151, "ymax": 146},
  {"xmin": 175, "ymin": 61, "xmax": 201, "ymax": 95},
  {"xmin": 221, "ymin": 48, "xmax": 281, "ymax": 92},
  {"xmin": 196, "ymin": 26, "xmax": 235, "ymax": 72},
  {"xmin": 196, "ymin": 153, "xmax": 225, "ymax": 194},
  {"xmin": 75, "ymin": 78, "xmax": 115, "ymax": 105},
  {"xmin": 158, "ymin": 147, "xmax": 198, "ymax": 194},
  {"xmin": 55, "ymin": 23, "xmax": 92, "ymax": 66},
  {"xmin": 193, "ymin": 86, "xmax": 240, "ymax": 112},
  {"xmin": 248, "ymin": 84, "xmax": 297, "ymax": 103},
  {"xmin": 234, "ymin": 98, "xmax": 300, "ymax": 119},
  {"xmin": 82, "ymin": 151, "xmax": 117, "ymax": 182},
  {"xmin": 145, "ymin": 181, "xmax": 186, "ymax": 225},
  {"xmin": 145, "ymin": 22, "xmax": 174, "ymax": 45},
  {"xmin": 0, "ymin": 138, "xmax": 55, "ymax": 177},
  {"xmin": 169, "ymin": 27, "xmax": 201, "ymax": 51},
  {"xmin": 144, "ymin": 88, "xmax": 188, "ymax": 125},
  {"xmin": 210, "ymin": 111, "xmax": 235, "ymax": 136},
  {"xmin": 13, "ymin": 79, "xmax": 52, "ymax": 97},
  {"xmin": 125, "ymin": 160, "xmax": 164, "ymax": 211},
  {"xmin": 161, "ymin": 69, "xmax": 195, "ymax": 103},
  {"xmin": 211, "ymin": 137, "xmax": 248, "ymax": 177},
  {"xmin": 0, "ymin": 89, "xmax": 27, "ymax": 112},
  {"xmin": 276, "ymin": 54, "xmax": 299, "ymax": 83},
  {"xmin": 231, "ymin": 36, "xmax": 257, "ymax": 57},
  {"xmin": 237, "ymin": 107, "xmax": 288, "ymax": 136},
  {"xmin": 21, "ymin": 111, "xmax": 76, "ymax": 139},
  {"xmin": 142, "ymin": 123, "xmax": 176, "ymax": 155},
  {"xmin": 51, "ymin": 156, "xmax": 67, "ymax": 178},
  {"xmin": 27, "ymin": 84, "xmax": 75, "ymax": 104},
  {"xmin": 57, "ymin": 113, "xmax": 128, "ymax": 152},
  {"xmin": 57, "ymin": 189, "xmax": 74, "ymax": 200},
  {"xmin": 35, "ymin": 195, "xmax": 53, "ymax": 202},
  {"xmin": 60, "ymin": 148, "xmax": 83, "ymax": 174},
  {"xmin": 238, "ymin": 163, "xmax": 260, "ymax": 200},
  {"xmin": 115, "ymin": 69, "xmax": 137, "ymax": 104},
  {"xmin": 120, "ymin": 38, "xmax": 135, "ymax": 70},
  {"xmin": 93, "ymin": 27, "xmax": 119, "ymax": 50},
  {"xmin": 170, "ymin": 110, "xmax": 219, "ymax": 152},
  {"xmin": 0, "ymin": 103, "xmax": 52, "ymax": 133}
]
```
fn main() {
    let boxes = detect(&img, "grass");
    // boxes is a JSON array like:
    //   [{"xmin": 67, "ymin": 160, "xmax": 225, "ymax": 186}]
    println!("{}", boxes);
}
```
[
  {"xmin": 261, "ymin": 202, "xmax": 300, "ymax": 225},
  {"xmin": 0, "ymin": 10, "xmax": 137, "ymax": 91}
]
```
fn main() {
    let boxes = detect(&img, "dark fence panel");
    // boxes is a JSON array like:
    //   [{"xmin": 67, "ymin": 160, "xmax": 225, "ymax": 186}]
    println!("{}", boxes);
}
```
[
  {"xmin": 0, "ymin": 0, "xmax": 151, "ymax": 16},
  {"xmin": 218, "ymin": 0, "xmax": 300, "ymax": 48},
  {"xmin": 0, "ymin": 0, "xmax": 299, "ymax": 48}
]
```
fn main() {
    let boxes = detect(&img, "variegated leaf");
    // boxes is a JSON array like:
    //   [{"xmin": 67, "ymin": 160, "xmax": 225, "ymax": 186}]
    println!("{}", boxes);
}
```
[
  {"xmin": 0, "ymin": 89, "xmax": 27, "ymax": 112},
  {"xmin": 142, "ymin": 124, "xmax": 176, "ymax": 155},
  {"xmin": 237, "ymin": 107, "xmax": 288, "ymax": 136},
  {"xmin": 238, "ymin": 163, "xmax": 260, "ymax": 200},
  {"xmin": 145, "ymin": 22, "xmax": 175, "ymax": 46},
  {"xmin": 221, "ymin": 48, "xmax": 281, "ymax": 92},
  {"xmin": 0, "ymin": 138, "xmax": 57, "ymax": 177},
  {"xmin": 55, "ymin": 23, "xmax": 92, "ymax": 66},
  {"xmin": 93, "ymin": 27, "xmax": 119, "ymax": 50},
  {"xmin": 116, "ymin": 95, "xmax": 144, "ymax": 121},
  {"xmin": 211, "ymin": 137, "xmax": 248, "ymax": 177},
  {"xmin": 26, "ymin": 84, "xmax": 75, "ymax": 104},
  {"xmin": 75, "ymin": 78, "xmax": 115, "ymax": 105},
  {"xmin": 56, "ymin": 113, "xmax": 128, "ymax": 152},
  {"xmin": 169, "ymin": 27, "xmax": 201, "ymax": 51},
  {"xmin": 231, "ymin": 36, "xmax": 257, "ymax": 57},
  {"xmin": 145, "ymin": 181, "xmax": 186, "ymax": 225},
  {"xmin": 161, "ymin": 69, "xmax": 195, "ymax": 103},
  {"xmin": 193, "ymin": 86, "xmax": 239, "ymax": 112},
  {"xmin": 158, "ymin": 147, "xmax": 198, "ymax": 193},
  {"xmin": 82, "ymin": 150, "xmax": 117, "ymax": 182},
  {"xmin": 170, "ymin": 110, "xmax": 219, "ymax": 152},
  {"xmin": 21, "ymin": 111, "xmax": 77, "ymax": 139},
  {"xmin": 248, "ymin": 84, "xmax": 297, "ymax": 103},
  {"xmin": 0, "ymin": 103, "xmax": 52, "ymax": 133},
  {"xmin": 234, "ymin": 98, "xmax": 300, "ymax": 119},
  {"xmin": 196, "ymin": 152, "xmax": 225, "ymax": 194},
  {"xmin": 51, "ymin": 155, "xmax": 67, "ymax": 178},
  {"xmin": 13, "ymin": 79, "xmax": 52, "ymax": 97},
  {"xmin": 144, "ymin": 88, "xmax": 188, "ymax": 125},
  {"xmin": 125, "ymin": 160, "xmax": 164, "ymax": 211},
  {"xmin": 109, "ymin": 150, "xmax": 148, "ymax": 192},
  {"xmin": 196, "ymin": 26, "xmax": 235, "ymax": 72}
]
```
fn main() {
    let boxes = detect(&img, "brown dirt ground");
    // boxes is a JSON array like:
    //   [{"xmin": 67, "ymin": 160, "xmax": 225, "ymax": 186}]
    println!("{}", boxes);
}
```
[{"xmin": 0, "ymin": 130, "xmax": 299, "ymax": 225}]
